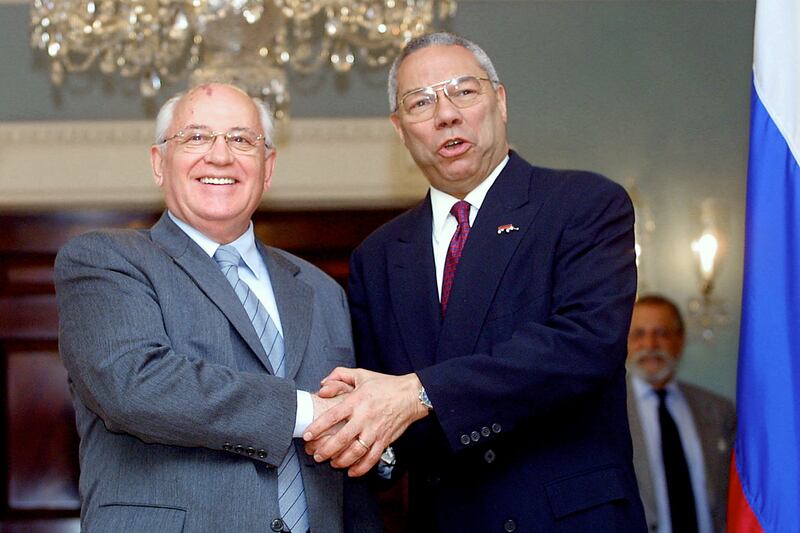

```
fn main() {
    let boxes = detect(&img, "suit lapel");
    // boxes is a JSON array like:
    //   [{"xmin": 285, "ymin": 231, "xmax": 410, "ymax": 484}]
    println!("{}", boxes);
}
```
[
  {"xmin": 436, "ymin": 153, "xmax": 544, "ymax": 362},
  {"xmin": 150, "ymin": 213, "xmax": 274, "ymax": 373},
  {"xmin": 682, "ymin": 383, "xmax": 721, "ymax": 514},
  {"xmin": 262, "ymin": 245, "xmax": 313, "ymax": 381},
  {"xmin": 386, "ymin": 198, "xmax": 442, "ymax": 370}
]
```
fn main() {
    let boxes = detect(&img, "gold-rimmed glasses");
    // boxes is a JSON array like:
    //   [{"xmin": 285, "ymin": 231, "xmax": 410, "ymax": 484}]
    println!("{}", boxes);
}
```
[
  {"xmin": 161, "ymin": 128, "xmax": 269, "ymax": 154},
  {"xmin": 396, "ymin": 75, "xmax": 497, "ymax": 123}
]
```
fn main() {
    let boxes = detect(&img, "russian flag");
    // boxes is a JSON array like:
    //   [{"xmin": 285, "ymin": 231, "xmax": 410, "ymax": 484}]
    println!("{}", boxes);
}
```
[{"xmin": 728, "ymin": 0, "xmax": 800, "ymax": 531}]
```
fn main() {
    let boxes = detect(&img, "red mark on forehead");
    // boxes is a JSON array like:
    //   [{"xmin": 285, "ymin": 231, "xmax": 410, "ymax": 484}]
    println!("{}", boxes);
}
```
[{"xmin": 204, "ymin": 86, "xmax": 214, "ymax": 96}]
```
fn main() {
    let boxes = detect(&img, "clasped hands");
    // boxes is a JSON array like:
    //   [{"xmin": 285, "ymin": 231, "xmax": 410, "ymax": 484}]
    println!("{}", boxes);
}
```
[{"xmin": 304, "ymin": 368, "xmax": 429, "ymax": 477}]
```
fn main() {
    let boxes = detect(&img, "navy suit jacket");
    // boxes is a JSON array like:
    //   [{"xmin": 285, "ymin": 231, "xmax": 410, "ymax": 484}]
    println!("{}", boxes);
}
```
[{"xmin": 349, "ymin": 152, "xmax": 647, "ymax": 532}]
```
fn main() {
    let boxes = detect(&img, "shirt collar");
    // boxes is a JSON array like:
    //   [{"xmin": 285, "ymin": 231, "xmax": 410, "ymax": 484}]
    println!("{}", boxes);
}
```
[
  {"xmin": 168, "ymin": 211, "xmax": 263, "ymax": 280},
  {"xmin": 631, "ymin": 373, "xmax": 680, "ymax": 400},
  {"xmin": 430, "ymin": 154, "xmax": 510, "ymax": 237}
]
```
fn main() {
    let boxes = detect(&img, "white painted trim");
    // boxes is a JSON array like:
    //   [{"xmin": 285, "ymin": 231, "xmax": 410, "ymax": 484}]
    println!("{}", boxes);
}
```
[{"xmin": 0, "ymin": 118, "xmax": 428, "ymax": 208}]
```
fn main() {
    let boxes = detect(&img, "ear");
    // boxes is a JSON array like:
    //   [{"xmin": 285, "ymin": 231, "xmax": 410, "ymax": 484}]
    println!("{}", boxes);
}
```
[
  {"xmin": 495, "ymin": 84, "xmax": 508, "ymax": 124},
  {"xmin": 389, "ymin": 113, "xmax": 407, "ymax": 145},
  {"xmin": 262, "ymin": 148, "xmax": 277, "ymax": 192},
  {"xmin": 150, "ymin": 145, "xmax": 165, "ymax": 187}
]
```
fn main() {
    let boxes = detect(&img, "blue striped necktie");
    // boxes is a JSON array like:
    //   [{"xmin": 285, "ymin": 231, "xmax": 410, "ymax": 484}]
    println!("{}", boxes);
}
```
[{"xmin": 214, "ymin": 244, "xmax": 309, "ymax": 533}]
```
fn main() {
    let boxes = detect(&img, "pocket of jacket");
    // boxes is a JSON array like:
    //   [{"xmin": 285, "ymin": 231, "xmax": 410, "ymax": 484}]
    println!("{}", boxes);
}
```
[
  {"xmin": 545, "ymin": 465, "xmax": 629, "ymax": 519},
  {"xmin": 327, "ymin": 345, "xmax": 355, "ymax": 367},
  {"xmin": 89, "ymin": 502, "xmax": 187, "ymax": 533}
]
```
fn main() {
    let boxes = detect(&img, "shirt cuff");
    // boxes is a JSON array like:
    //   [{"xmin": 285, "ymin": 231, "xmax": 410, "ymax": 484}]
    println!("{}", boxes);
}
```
[
  {"xmin": 377, "ymin": 446, "xmax": 396, "ymax": 480},
  {"xmin": 293, "ymin": 390, "xmax": 314, "ymax": 438}
]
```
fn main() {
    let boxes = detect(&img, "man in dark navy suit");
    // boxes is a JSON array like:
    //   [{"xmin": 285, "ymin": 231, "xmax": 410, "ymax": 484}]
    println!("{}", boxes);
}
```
[{"xmin": 305, "ymin": 32, "xmax": 647, "ymax": 533}]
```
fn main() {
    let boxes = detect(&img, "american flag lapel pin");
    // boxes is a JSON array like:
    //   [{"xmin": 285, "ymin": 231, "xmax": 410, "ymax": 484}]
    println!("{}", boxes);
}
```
[{"xmin": 496, "ymin": 224, "xmax": 520, "ymax": 234}]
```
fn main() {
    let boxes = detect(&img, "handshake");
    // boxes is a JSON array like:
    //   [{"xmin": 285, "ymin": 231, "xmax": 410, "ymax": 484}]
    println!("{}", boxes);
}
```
[{"xmin": 303, "ymin": 368, "xmax": 430, "ymax": 477}]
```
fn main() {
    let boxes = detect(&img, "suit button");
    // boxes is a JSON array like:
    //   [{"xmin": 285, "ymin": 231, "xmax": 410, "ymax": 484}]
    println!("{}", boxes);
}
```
[
  {"xmin": 504, "ymin": 519, "xmax": 517, "ymax": 532},
  {"xmin": 492, "ymin": 423, "xmax": 502, "ymax": 434},
  {"xmin": 481, "ymin": 426, "xmax": 491, "ymax": 437},
  {"xmin": 245, "ymin": 447, "xmax": 255, "ymax": 456},
  {"xmin": 270, "ymin": 518, "xmax": 285, "ymax": 532},
  {"xmin": 470, "ymin": 431, "xmax": 480, "ymax": 442},
  {"xmin": 234, "ymin": 445, "xmax": 244, "ymax": 454},
  {"xmin": 257, "ymin": 449, "xmax": 267, "ymax": 459},
  {"xmin": 222, "ymin": 442, "xmax": 232, "ymax": 451},
  {"xmin": 484, "ymin": 449, "xmax": 496, "ymax": 464},
  {"xmin": 460, "ymin": 434, "xmax": 471, "ymax": 445}
]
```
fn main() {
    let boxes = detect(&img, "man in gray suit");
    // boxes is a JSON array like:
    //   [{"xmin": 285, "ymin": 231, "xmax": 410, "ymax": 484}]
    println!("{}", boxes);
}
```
[
  {"xmin": 626, "ymin": 294, "xmax": 735, "ymax": 533},
  {"xmin": 54, "ymin": 83, "xmax": 381, "ymax": 533}
]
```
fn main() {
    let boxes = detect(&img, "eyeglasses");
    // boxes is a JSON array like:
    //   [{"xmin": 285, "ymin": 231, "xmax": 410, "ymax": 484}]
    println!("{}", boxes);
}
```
[
  {"xmin": 396, "ymin": 75, "xmax": 497, "ymax": 123},
  {"xmin": 161, "ymin": 128, "xmax": 269, "ymax": 154},
  {"xmin": 628, "ymin": 327, "xmax": 681, "ymax": 341}
]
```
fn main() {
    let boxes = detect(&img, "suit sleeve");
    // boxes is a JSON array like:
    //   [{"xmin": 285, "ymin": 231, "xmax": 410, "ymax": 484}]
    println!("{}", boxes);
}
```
[
  {"xmin": 54, "ymin": 232, "xmax": 296, "ymax": 465},
  {"xmin": 377, "ymin": 178, "xmax": 636, "ymax": 452}
]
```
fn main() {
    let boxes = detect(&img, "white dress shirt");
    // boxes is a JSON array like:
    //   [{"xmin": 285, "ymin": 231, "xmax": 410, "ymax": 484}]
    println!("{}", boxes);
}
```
[
  {"xmin": 169, "ymin": 212, "xmax": 313, "ymax": 437},
  {"xmin": 429, "ymin": 154, "xmax": 509, "ymax": 298},
  {"xmin": 631, "ymin": 375, "xmax": 713, "ymax": 533}
]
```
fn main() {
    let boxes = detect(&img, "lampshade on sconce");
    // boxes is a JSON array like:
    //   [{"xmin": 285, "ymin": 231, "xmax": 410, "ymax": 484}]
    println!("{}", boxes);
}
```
[
  {"xmin": 687, "ymin": 198, "xmax": 728, "ymax": 341},
  {"xmin": 691, "ymin": 227, "xmax": 719, "ymax": 295}
]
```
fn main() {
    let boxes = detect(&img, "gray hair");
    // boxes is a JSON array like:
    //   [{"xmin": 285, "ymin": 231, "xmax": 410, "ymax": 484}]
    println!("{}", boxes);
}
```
[
  {"xmin": 387, "ymin": 32, "xmax": 501, "ymax": 112},
  {"xmin": 154, "ymin": 84, "xmax": 275, "ymax": 151}
]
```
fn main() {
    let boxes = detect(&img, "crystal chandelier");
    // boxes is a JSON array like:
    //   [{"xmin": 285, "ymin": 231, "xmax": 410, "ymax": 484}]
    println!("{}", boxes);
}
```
[{"xmin": 30, "ymin": 0, "xmax": 457, "ymax": 119}]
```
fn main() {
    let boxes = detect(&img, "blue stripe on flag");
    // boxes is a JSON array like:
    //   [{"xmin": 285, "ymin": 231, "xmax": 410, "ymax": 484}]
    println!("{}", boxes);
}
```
[{"xmin": 736, "ymin": 80, "xmax": 800, "ymax": 531}]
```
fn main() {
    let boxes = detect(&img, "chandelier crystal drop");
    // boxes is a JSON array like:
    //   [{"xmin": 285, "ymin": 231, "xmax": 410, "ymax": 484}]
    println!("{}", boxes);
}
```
[{"xmin": 31, "ymin": 0, "xmax": 457, "ymax": 119}]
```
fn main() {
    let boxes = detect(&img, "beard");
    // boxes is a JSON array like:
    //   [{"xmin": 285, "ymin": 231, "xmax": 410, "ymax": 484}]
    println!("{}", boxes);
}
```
[{"xmin": 626, "ymin": 348, "xmax": 678, "ymax": 386}]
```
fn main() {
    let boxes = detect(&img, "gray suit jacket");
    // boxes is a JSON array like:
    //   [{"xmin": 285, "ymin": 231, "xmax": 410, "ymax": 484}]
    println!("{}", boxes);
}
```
[
  {"xmin": 54, "ymin": 213, "xmax": 381, "ymax": 533},
  {"xmin": 627, "ymin": 378, "xmax": 736, "ymax": 533}
]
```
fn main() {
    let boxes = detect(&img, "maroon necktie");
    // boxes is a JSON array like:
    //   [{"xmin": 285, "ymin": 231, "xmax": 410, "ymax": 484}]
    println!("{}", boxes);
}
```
[{"xmin": 441, "ymin": 200, "xmax": 472, "ymax": 315}]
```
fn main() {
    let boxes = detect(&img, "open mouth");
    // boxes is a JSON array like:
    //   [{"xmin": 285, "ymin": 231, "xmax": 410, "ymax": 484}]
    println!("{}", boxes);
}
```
[
  {"xmin": 198, "ymin": 177, "xmax": 236, "ymax": 185},
  {"xmin": 438, "ymin": 137, "xmax": 470, "ymax": 157}
]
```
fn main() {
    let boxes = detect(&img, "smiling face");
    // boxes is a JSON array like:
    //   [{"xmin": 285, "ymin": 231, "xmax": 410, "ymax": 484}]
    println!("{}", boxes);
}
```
[
  {"xmin": 150, "ymin": 84, "xmax": 276, "ymax": 243},
  {"xmin": 390, "ymin": 45, "xmax": 509, "ymax": 199}
]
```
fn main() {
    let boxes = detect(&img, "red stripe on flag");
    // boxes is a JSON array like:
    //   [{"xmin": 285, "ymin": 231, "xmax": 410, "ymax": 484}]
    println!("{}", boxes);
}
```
[{"xmin": 727, "ymin": 451, "xmax": 764, "ymax": 533}]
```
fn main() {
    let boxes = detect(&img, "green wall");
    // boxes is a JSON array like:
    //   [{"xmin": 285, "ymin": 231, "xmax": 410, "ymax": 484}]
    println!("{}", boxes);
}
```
[{"xmin": 0, "ymin": 1, "xmax": 755, "ymax": 399}]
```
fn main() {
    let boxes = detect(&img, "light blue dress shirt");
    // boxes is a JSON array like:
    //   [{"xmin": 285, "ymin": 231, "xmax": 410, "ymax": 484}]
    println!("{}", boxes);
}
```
[
  {"xmin": 169, "ymin": 212, "xmax": 313, "ymax": 437},
  {"xmin": 632, "ymin": 375, "xmax": 713, "ymax": 533}
]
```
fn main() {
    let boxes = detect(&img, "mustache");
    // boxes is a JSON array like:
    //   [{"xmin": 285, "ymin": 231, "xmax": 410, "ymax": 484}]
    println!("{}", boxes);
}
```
[
  {"xmin": 630, "ymin": 349, "xmax": 675, "ymax": 364},
  {"xmin": 627, "ymin": 348, "xmax": 678, "ymax": 385}
]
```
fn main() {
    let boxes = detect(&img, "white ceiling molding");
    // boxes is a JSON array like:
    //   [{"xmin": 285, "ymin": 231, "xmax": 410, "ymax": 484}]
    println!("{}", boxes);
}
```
[{"xmin": 0, "ymin": 117, "xmax": 428, "ymax": 209}]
